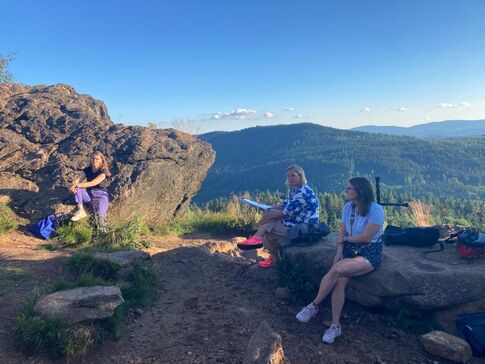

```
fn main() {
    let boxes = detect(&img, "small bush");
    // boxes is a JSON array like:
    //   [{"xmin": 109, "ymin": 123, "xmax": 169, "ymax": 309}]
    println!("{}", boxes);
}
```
[
  {"xmin": 55, "ymin": 220, "xmax": 93, "ymax": 247},
  {"xmin": 153, "ymin": 200, "xmax": 260, "ymax": 236},
  {"xmin": 66, "ymin": 253, "xmax": 121, "ymax": 281},
  {"xmin": 0, "ymin": 202, "xmax": 18, "ymax": 235},
  {"xmin": 121, "ymin": 263, "xmax": 157, "ymax": 308},
  {"xmin": 53, "ymin": 273, "xmax": 112, "ymax": 292},
  {"xmin": 93, "ymin": 214, "xmax": 151, "ymax": 250},
  {"xmin": 14, "ymin": 298, "xmax": 100, "ymax": 358}
]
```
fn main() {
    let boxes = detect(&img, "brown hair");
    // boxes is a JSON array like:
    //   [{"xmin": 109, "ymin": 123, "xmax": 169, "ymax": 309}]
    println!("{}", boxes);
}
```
[
  {"xmin": 90, "ymin": 151, "xmax": 111, "ymax": 177},
  {"xmin": 349, "ymin": 177, "xmax": 375, "ymax": 217}
]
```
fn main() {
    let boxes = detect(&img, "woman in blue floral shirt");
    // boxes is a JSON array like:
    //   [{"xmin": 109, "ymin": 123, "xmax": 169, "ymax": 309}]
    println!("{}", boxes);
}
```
[{"xmin": 238, "ymin": 165, "xmax": 320, "ymax": 267}]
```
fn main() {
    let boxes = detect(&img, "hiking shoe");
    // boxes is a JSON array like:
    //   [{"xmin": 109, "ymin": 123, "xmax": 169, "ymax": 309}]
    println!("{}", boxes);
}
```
[
  {"xmin": 296, "ymin": 302, "xmax": 318, "ymax": 323},
  {"xmin": 322, "ymin": 324, "xmax": 342, "ymax": 344},
  {"xmin": 237, "ymin": 236, "xmax": 263, "ymax": 250},
  {"xmin": 71, "ymin": 209, "xmax": 87, "ymax": 222},
  {"xmin": 258, "ymin": 255, "xmax": 274, "ymax": 268}
]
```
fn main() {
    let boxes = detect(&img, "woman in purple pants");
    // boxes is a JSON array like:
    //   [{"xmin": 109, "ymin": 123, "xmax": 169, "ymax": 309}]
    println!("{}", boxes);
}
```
[{"xmin": 68, "ymin": 151, "xmax": 111, "ymax": 226}]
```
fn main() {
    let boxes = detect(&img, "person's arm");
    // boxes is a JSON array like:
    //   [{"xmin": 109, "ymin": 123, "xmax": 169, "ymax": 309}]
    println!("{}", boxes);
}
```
[
  {"xmin": 270, "ymin": 204, "xmax": 283, "ymax": 210},
  {"xmin": 346, "ymin": 223, "xmax": 382, "ymax": 244},
  {"xmin": 258, "ymin": 208, "xmax": 286, "ymax": 225},
  {"xmin": 76, "ymin": 173, "xmax": 106, "ymax": 189}
]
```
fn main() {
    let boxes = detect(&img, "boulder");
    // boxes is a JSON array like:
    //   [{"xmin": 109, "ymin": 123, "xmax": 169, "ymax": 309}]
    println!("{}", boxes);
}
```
[
  {"xmin": 93, "ymin": 250, "xmax": 150, "ymax": 267},
  {"xmin": 421, "ymin": 331, "xmax": 472, "ymax": 363},
  {"xmin": 34, "ymin": 285, "xmax": 124, "ymax": 324},
  {"xmin": 284, "ymin": 232, "xmax": 485, "ymax": 311},
  {"xmin": 243, "ymin": 321, "xmax": 288, "ymax": 364},
  {"xmin": 0, "ymin": 83, "xmax": 215, "ymax": 223}
]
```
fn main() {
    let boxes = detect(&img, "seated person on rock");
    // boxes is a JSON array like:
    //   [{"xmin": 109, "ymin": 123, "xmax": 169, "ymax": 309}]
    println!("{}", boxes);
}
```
[
  {"xmin": 237, "ymin": 164, "xmax": 320, "ymax": 268},
  {"xmin": 68, "ymin": 151, "xmax": 111, "ymax": 227},
  {"xmin": 296, "ymin": 177, "xmax": 385, "ymax": 344}
]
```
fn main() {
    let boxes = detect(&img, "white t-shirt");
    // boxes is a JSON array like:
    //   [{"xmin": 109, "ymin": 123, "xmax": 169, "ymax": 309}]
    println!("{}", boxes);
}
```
[{"xmin": 341, "ymin": 202, "xmax": 385, "ymax": 242}]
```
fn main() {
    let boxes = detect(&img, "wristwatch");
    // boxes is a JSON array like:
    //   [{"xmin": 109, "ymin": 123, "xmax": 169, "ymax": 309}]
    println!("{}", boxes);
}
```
[{"xmin": 342, "ymin": 235, "xmax": 348, "ymax": 243}]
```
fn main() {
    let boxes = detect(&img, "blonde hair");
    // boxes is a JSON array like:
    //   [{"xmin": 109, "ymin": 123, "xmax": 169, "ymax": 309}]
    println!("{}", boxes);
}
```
[
  {"xmin": 286, "ymin": 164, "xmax": 307, "ymax": 185},
  {"xmin": 90, "ymin": 151, "xmax": 111, "ymax": 177}
]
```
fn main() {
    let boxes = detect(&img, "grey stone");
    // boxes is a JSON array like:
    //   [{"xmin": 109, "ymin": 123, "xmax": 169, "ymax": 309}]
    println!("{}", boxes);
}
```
[
  {"xmin": 284, "ymin": 232, "xmax": 485, "ymax": 310},
  {"xmin": 243, "ymin": 321, "xmax": 288, "ymax": 364},
  {"xmin": 34, "ymin": 285, "xmax": 124, "ymax": 324},
  {"xmin": 421, "ymin": 331, "xmax": 472, "ymax": 363},
  {"xmin": 93, "ymin": 250, "xmax": 150, "ymax": 267}
]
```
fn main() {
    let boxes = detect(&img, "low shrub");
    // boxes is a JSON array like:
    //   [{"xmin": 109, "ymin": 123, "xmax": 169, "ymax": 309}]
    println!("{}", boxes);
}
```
[
  {"xmin": 65, "ymin": 253, "xmax": 120, "ymax": 281},
  {"xmin": 276, "ymin": 255, "xmax": 317, "ymax": 303},
  {"xmin": 0, "ymin": 202, "xmax": 18, "ymax": 235},
  {"xmin": 14, "ymin": 298, "xmax": 101, "ymax": 358},
  {"xmin": 55, "ymin": 220, "xmax": 93, "ymax": 247}
]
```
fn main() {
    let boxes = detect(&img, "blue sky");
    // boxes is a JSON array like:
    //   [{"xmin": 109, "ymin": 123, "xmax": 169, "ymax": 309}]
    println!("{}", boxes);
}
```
[{"xmin": 2, "ymin": 0, "xmax": 485, "ymax": 132}]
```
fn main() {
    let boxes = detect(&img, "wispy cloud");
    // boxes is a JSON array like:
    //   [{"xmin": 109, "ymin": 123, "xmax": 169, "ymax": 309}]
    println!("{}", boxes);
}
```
[
  {"xmin": 284, "ymin": 107, "xmax": 294, "ymax": 111},
  {"xmin": 423, "ymin": 115, "xmax": 431, "ymax": 121},
  {"xmin": 262, "ymin": 112, "xmax": 274, "ymax": 119},
  {"xmin": 293, "ymin": 114, "xmax": 304, "ymax": 119},
  {"xmin": 397, "ymin": 106, "xmax": 408, "ymax": 112},
  {"xmin": 360, "ymin": 107, "xmax": 371, "ymax": 112},
  {"xmin": 460, "ymin": 101, "xmax": 471, "ymax": 107},
  {"xmin": 209, "ymin": 108, "xmax": 257, "ymax": 120},
  {"xmin": 437, "ymin": 102, "xmax": 454, "ymax": 109}
]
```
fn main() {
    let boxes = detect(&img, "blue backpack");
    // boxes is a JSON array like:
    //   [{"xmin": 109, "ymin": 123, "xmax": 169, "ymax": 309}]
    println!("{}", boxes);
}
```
[{"xmin": 29, "ymin": 214, "xmax": 66, "ymax": 240}]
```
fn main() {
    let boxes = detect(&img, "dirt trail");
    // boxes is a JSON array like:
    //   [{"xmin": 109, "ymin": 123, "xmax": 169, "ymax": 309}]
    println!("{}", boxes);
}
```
[{"xmin": 1, "ymin": 232, "xmax": 483, "ymax": 364}]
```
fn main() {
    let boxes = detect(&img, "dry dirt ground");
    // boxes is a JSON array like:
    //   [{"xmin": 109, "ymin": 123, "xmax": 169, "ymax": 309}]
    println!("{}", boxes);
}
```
[{"xmin": 1, "ymin": 231, "xmax": 484, "ymax": 364}]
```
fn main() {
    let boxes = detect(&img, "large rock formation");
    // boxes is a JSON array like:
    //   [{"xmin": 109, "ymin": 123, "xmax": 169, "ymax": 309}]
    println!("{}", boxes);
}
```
[
  {"xmin": 284, "ymin": 233, "xmax": 485, "ymax": 312},
  {"xmin": 0, "ymin": 83, "xmax": 215, "ymax": 223}
]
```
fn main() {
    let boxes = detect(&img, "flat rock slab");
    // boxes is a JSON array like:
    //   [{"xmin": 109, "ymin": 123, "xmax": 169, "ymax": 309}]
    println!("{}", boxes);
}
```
[
  {"xmin": 34, "ymin": 285, "xmax": 124, "ymax": 324},
  {"xmin": 285, "ymin": 232, "xmax": 485, "ymax": 310},
  {"xmin": 421, "ymin": 330, "xmax": 472, "ymax": 363},
  {"xmin": 93, "ymin": 250, "xmax": 150, "ymax": 267}
]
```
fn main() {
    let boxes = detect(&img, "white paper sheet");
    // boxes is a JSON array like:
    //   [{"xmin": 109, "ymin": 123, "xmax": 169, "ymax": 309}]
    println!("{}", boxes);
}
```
[{"xmin": 240, "ymin": 198, "xmax": 271, "ymax": 210}]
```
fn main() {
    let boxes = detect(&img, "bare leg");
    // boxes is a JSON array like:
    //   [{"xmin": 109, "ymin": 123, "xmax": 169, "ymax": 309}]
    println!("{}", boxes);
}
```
[
  {"xmin": 331, "ymin": 277, "xmax": 350, "ymax": 326},
  {"xmin": 313, "ymin": 257, "xmax": 374, "ymax": 305}
]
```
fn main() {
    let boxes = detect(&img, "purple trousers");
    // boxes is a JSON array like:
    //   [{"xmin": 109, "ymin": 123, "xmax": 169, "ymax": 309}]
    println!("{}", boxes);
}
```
[{"xmin": 74, "ymin": 188, "xmax": 109, "ymax": 220}]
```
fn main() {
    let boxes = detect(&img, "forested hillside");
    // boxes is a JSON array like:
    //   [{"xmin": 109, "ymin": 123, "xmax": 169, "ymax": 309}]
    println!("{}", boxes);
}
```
[{"xmin": 196, "ymin": 123, "xmax": 485, "ymax": 203}]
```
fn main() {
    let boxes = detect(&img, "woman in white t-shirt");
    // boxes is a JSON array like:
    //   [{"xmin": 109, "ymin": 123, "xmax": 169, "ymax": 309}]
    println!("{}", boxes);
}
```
[{"xmin": 295, "ymin": 177, "xmax": 385, "ymax": 344}]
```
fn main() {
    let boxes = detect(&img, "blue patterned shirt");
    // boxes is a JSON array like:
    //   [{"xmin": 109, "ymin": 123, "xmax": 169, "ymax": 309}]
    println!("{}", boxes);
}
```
[{"xmin": 281, "ymin": 184, "xmax": 320, "ymax": 227}]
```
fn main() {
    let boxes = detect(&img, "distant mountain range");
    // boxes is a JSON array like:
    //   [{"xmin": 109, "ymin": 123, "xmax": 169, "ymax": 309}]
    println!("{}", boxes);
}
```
[
  {"xmin": 352, "ymin": 119, "xmax": 485, "ymax": 138},
  {"xmin": 196, "ymin": 122, "xmax": 485, "ymax": 203}
]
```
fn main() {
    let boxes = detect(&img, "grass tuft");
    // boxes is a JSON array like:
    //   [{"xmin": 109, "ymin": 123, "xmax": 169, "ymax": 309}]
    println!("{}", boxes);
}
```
[{"xmin": 0, "ymin": 202, "xmax": 18, "ymax": 235}]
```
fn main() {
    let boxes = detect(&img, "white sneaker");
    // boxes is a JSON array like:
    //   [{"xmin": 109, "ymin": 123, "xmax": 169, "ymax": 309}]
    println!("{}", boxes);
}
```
[
  {"xmin": 296, "ymin": 303, "xmax": 318, "ymax": 323},
  {"xmin": 322, "ymin": 324, "xmax": 342, "ymax": 344},
  {"xmin": 71, "ymin": 209, "xmax": 87, "ymax": 222}
]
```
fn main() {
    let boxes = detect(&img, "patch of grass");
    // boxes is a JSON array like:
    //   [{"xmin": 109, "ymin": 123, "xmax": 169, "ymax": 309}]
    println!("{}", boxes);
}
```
[
  {"xmin": 0, "ymin": 202, "xmax": 18, "ymax": 235},
  {"xmin": 55, "ymin": 220, "xmax": 93, "ymax": 247},
  {"xmin": 276, "ymin": 256, "xmax": 318, "ymax": 303},
  {"xmin": 93, "ymin": 214, "xmax": 152, "ymax": 250},
  {"xmin": 66, "ymin": 253, "xmax": 121, "ymax": 281},
  {"xmin": 37, "ymin": 243, "xmax": 57, "ymax": 252},
  {"xmin": 152, "ymin": 204, "xmax": 260, "ymax": 236},
  {"xmin": 0, "ymin": 266, "xmax": 25, "ymax": 296},
  {"xmin": 121, "ymin": 263, "xmax": 157, "ymax": 308},
  {"xmin": 14, "ymin": 298, "xmax": 101, "ymax": 358},
  {"xmin": 53, "ymin": 273, "xmax": 112, "ymax": 292}
]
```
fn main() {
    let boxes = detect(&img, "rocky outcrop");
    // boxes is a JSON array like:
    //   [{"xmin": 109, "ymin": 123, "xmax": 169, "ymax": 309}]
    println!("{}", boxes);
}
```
[
  {"xmin": 421, "ymin": 331, "xmax": 472, "ymax": 363},
  {"xmin": 243, "ymin": 321, "xmax": 288, "ymax": 364},
  {"xmin": 0, "ymin": 83, "xmax": 215, "ymax": 223},
  {"xmin": 34, "ymin": 285, "xmax": 124, "ymax": 324},
  {"xmin": 284, "ymin": 233, "xmax": 485, "ymax": 311}
]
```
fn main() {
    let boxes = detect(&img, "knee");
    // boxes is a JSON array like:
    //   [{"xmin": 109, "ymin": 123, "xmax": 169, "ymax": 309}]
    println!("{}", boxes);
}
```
[{"xmin": 335, "ymin": 277, "xmax": 349, "ymax": 290}]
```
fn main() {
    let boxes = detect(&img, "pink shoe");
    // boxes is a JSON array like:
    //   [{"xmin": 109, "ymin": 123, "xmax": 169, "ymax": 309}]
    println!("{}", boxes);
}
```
[
  {"xmin": 258, "ymin": 255, "xmax": 275, "ymax": 268},
  {"xmin": 237, "ymin": 236, "xmax": 263, "ymax": 250}
]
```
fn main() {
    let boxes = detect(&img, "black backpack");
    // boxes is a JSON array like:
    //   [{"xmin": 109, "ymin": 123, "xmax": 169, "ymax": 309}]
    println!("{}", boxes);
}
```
[
  {"xmin": 287, "ymin": 222, "xmax": 330, "ymax": 246},
  {"xmin": 382, "ymin": 225, "xmax": 440, "ymax": 248},
  {"xmin": 456, "ymin": 312, "xmax": 485, "ymax": 356}
]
